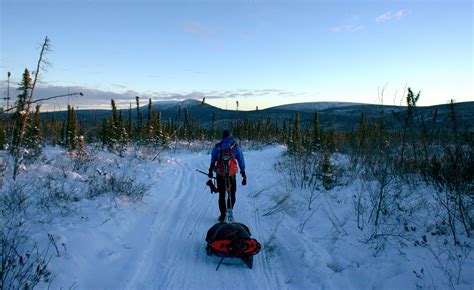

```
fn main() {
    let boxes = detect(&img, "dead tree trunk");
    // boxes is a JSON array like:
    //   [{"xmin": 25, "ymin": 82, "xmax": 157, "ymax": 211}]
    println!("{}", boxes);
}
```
[{"xmin": 13, "ymin": 36, "xmax": 50, "ymax": 180}]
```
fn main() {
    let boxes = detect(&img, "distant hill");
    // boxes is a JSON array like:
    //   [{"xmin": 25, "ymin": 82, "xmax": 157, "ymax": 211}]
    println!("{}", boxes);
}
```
[
  {"xmin": 41, "ymin": 100, "xmax": 474, "ymax": 132},
  {"xmin": 151, "ymin": 99, "xmax": 204, "ymax": 110},
  {"xmin": 268, "ymin": 102, "xmax": 363, "ymax": 112}
]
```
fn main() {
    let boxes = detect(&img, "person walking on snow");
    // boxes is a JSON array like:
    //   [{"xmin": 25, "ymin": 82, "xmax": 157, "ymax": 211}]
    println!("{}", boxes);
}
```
[{"xmin": 208, "ymin": 129, "xmax": 246, "ymax": 222}]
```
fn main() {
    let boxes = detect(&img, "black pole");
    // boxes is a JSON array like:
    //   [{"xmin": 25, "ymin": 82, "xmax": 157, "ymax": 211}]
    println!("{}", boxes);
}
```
[
  {"xmin": 216, "ymin": 256, "xmax": 225, "ymax": 271},
  {"xmin": 196, "ymin": 169, "xmax": 216, "ymax": 179}
]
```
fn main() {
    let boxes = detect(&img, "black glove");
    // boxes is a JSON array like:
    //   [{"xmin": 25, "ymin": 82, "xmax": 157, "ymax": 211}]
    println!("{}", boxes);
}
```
[
  {"xmin": 208, "ymin": 163, "xmax": 215, "ymax": 178},
  {"xmin": 241, "ymin": 171, "xmax": 247, "ymax": 186}
]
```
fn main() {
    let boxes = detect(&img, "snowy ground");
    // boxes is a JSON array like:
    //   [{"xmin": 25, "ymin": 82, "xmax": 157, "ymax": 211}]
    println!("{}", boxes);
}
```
[{"xmin": 1, "ymin": 145, "xmax": 472, "ymax": 289}]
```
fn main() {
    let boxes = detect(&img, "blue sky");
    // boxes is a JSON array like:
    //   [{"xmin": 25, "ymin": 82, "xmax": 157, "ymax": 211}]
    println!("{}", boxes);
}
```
[{"xmin": 1, "ymin": 0, "xmax": 472, "ymax": 111}]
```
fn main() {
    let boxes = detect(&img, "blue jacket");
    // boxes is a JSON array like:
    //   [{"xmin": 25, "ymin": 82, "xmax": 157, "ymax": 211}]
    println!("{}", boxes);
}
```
[{"xmin": 211, "ymin": 137, "xmax": 245, "ymax": 172}]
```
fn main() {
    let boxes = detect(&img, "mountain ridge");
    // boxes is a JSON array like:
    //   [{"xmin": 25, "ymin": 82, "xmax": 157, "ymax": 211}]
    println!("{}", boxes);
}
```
[{"xmin": 41, "ymin": 99, "xmax": 474, "ymax": 132}]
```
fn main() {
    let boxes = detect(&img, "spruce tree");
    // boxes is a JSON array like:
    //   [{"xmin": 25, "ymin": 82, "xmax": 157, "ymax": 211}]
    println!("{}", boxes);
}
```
[
  {"xmin": 401, "ymin": 88, "xmax": 420, "ymax": 162},
  {"xmin": 60, "ymin": 121, "xmax": 66, "ymax": 146},
  {"xmin": 118, "ymin": 111, "xmax": 125, "ymax": 137},
  {"xmin": 65, "ymin": 105, "xmax": 79, "ymax": 150},
  {"xmin": 25, "ymin": 104, "xmax": 42, "ymax": 151},
  {"xmin": 281, "ymin": 121, "xmax": 287, "ymax": 144},
  {"xmin": 322, "ymin": 149, "xmax": 334, "ymax": 190},
  {"xmin": 72, "ymin": 107, "xmax": 78, "ymax": 147},
  {"xmin": 101, "ymin": 118, "xmax": 110, "ymax": 147},
  {"xmin": 154, "ymin": 111, "xmax": 163, "ymax": 143},
  {"xmin": 325, "ymin": 128, "xmax": 336, "ymax": 153},
  {"xmin": 127, "ymin": 102, "xmax": 133, "ymax": 137},
  {"xmin": 146, "ymin": 98, "xmax": 154, "ymax": 141},
  {"xmin": 65, "ymin": 105, "xmax": 71, "ymax": 147},
  {"xmin": 135, "ymin": 96, "xmax": 142, "ymax": 139},
  {"xmin": 111, "ymin": 99, "xmax": 118, "ymax": 127},
  {"xmin": 313, "ymin": 111, "xmax": 321, "ymax": 150},
  {"xmin": 117, "ymin": 110, "xmax": 129, "ymax": 153},
  {"xmin": 183, "ymin": 108, "xmax": 190, "ymax": 141},
  {"xmin": 292, "ymin": 112, "xmax": 301, "ymax": 153},
  {"xmin": 357, "ymin": 112, "xmax": 367, "ymax": 156},
  {"xmin": 110, "ymin": 99, "xmax": 118, "ymax": 145},
  {"xmin": 302, "ymin": 126, "xmax": 312, "ymax": 151},
  {"xmin": 166, "ymin": 118, "xmax": 172, "ymax": 138},
  {"xmin": 211, "ymin": 112, "xmax": 217, "ymax": 140},
  {"xmin": 265, "ymin": 116, "xmax": 272, "ymax": 141},
  {"xmin": 11, "ymin": 69, "xmax": 32, "ymax": 150},
  {"xmin": 16, "ymin": 69, "xmax": 31, "ymax": 113}
]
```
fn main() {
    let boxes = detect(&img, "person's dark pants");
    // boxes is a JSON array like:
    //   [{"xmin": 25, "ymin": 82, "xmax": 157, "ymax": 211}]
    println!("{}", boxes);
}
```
[{"xmin": 216, "ymin": 175, "xmax": 237, "ymax": 217}]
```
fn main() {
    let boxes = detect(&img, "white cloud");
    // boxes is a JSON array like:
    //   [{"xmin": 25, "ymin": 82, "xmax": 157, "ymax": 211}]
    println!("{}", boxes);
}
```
[
  {"xmin": 0, "ymin": 84, "xmax": 305, "ymax": 111},
  {"xmin": 376, "ymin": 10, "xmax": 405, "ymax": 22},
  {"xmin": 331, "ymin": 24, "xmax": 364, "ymax": 33}
]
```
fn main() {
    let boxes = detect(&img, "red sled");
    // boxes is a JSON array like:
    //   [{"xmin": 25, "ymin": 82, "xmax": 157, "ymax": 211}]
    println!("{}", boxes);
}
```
[{"xmin": 205, "ymin": 222, "xmax": 261, "ymax": 270}]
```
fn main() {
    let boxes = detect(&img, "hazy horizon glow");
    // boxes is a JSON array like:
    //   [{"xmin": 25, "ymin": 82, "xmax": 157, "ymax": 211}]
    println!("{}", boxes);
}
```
[{"xmin": 1, "ymin": 0, "xmax": 472, "ymax": 111}]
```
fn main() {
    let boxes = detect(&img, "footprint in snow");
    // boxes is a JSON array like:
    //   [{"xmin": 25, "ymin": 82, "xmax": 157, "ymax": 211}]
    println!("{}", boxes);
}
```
[{"xmin": 97, "ymin": 248, "xmax": 121, "ymax": 262}]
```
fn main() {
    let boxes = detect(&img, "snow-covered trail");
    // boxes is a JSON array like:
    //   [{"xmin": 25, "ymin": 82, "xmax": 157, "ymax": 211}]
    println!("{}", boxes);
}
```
[
  {"xmin": 42, "ymin": 147, "xmax": 289, "ymax": 289},
  {"xmin": 44, "ymin": 145, "xmax": 374, "ymax": 289},
  {"xmin": 47, "ymin": 147, "xmax": 285, "ymax": 289},
  {"xmin": 119, "ymin": 148, "xmax": 284, "ymax": 289}
]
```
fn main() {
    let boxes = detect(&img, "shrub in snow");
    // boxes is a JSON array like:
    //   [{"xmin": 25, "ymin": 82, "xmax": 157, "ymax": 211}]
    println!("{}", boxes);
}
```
[
  {"xmin": 414, "ymin": 233, "xmax": 471, "ymax": 289},
  {"xmin": 321, "ymin": 151, "xmax": 334, "ymax": 190},
  {"xmin": 0, "ymin": 182, "xmax": 30, "ymax": 215},
  {"xmin": 69, "ymin": 142, "xmax": 95, "ymax": 173},
  {"xmin": 87, "ymin": 167, "xmax": 150, "ymax": 202},
  {"xmin": 428, "ymin": 145, "xmax": 473, "ymax": 244},
  {"xmin": 1, "ymin": 182, "xmax": 52, "ymax": 290},
  {"xmin": 1, "ymin": 219, "xmax": 52, "ymax": 289},
  {"xmin": 275, "ymin": 148, "xmax": 343, "ymax": 212},
  {"xmin": 39, "ymin": 172, "xmax": 80, "ymax": 216},
  {"xmin": 109, "ymin": 173, "xmax": 151, "ymax": 202}
]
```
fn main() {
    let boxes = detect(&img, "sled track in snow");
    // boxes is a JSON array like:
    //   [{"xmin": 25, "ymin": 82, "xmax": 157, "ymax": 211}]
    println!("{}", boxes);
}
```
[
  {"xmin": 123, "ymin": 153, "xmax": 281, "ymax": 289},
  {"xmin": 124, "ymin": 158, "xmax": 192, "ymax": 288}
]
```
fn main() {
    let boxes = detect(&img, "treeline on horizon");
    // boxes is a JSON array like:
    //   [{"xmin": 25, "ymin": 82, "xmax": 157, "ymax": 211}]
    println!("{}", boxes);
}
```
[
  {"xmin": 0, "ymin": 69, "xmax": 473, "ymax": 161},
  {"xmin": 0, "ymin": 67, "xmax": 472, "ymax": 154}
]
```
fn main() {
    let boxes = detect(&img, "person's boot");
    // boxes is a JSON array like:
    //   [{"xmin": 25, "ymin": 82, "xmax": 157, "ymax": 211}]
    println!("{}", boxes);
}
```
[{"xmin": 218, "ymin": 214, "xmax": 225, "ymax": 222}]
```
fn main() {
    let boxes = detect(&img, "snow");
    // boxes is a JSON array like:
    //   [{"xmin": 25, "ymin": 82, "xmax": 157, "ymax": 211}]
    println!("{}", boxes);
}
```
[{"xmin": 1, "ymin": 145, "xmax": 472, "ymax": 289}]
